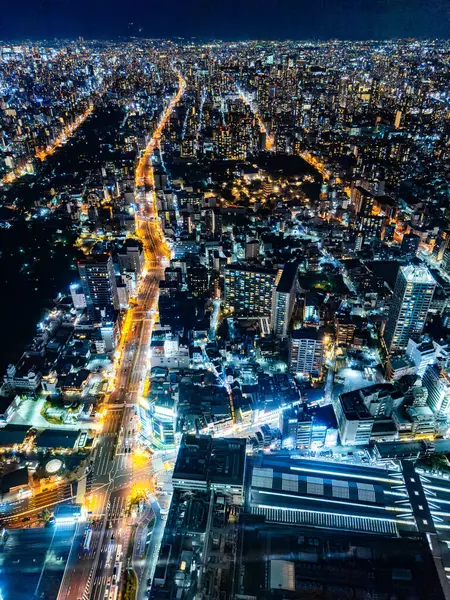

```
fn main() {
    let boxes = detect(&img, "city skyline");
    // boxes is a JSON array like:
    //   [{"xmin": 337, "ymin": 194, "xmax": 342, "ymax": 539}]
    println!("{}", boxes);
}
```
[{"xmin": 2, "ymin": 32, "xmax": 450, "ymax": 600}]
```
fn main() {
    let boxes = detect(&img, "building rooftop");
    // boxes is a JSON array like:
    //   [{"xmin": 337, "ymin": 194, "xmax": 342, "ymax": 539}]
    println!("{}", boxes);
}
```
[
  {"xmin": 339, "ymin": 390, "xmax": 373, "ymax": 421},
  {"xmin": 412, "ymin": 340, "xmax": 436, "ymax": 354},
  {"xmin": 276, "ymin": 262, "xmax": 298, "ymax": 294},
  {"xmin": 291, "ymin": 327, "xmax": 324, "ymax": 341},
  {"xmin": 209, "ymin": 437, "xmax": 246, "ymax": 488},
  {"xmin": 0, "ymin": 425, "xmax": 30, "ymax": 446},
  {"xmin": 173, "ymin": 434, "xmax": 246, "ymax": 490},
  {"xmin": 225, "ymin": 263, "xmax": 277, "ymax": 275},
  {"xmin": 77, "ymin": 254, "xmax": 111, "ymax": 265},
  {"xmin": 237, "ymin": 519, "xmax": 446, "ymax": 600},
  {"xmin": 389, "ymin": 356, "xmax": 414, "ymax": 370},
  {"xmin": 401, "ymin": 265, "xmax": 436, "ymax": 285},
  {"xmin": 1, "ymin": 467, "xmax": 29, "ymax": 494},
  {"xmin": 35, "ymin": 429, "xmax": 80, "ymax": 449},
  {"xmin": 58, "ymin": 369, "xmax": 90, "ymax": 390},
  {"xmin": 247, "ymin": 455, "xmax": 416, "ymax": 536},
  {"xmin": 173, "ymin": 434, "xmax": 211, "ymax": 483}
]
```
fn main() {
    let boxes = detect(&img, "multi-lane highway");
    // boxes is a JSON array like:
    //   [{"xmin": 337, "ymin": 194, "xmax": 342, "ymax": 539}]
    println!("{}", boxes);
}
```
[{"xmin": 57, "ymin": 65, "xmax": 186, "ymax": 600}]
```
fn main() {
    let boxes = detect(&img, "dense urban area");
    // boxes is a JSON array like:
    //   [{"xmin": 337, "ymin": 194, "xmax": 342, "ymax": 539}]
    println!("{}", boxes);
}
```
[{"xmin": 1, "ymin": 38, "xmax": 450, "ymax": 600}]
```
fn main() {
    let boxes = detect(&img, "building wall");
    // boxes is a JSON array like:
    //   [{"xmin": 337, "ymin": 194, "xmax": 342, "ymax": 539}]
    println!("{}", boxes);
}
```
[
  {"xmin": 224, "ymin": 266, "xmax": 276, "ymax": 318},
  {"xmin": 289, "ymin": 336, "xmax": 324, "ymax": 375},
  {"xmin": 384, "ymin": 267, "xmax": 435, "ymax": 353}
]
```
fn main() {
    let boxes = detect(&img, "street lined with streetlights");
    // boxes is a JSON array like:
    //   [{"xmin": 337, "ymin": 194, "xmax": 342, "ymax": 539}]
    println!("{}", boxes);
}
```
[{"xmin": 57, "ymin": 64, "xmax": 186, "ymax": 600}]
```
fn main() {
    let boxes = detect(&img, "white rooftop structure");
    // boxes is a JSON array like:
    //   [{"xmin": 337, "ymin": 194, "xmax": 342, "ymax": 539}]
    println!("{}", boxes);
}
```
[{"xmin": 402, "ymin": 265, "xmax": 436, "ymax": 285}]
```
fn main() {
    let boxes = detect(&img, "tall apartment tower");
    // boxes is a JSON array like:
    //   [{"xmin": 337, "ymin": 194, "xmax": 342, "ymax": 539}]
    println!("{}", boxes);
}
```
[
  {"xmin": 423, "ymin": 362, "xmax": 450, "ymax": 416},
  {"xmin": 288, "ymin": 328, "xmax": 325, "ymax": 376},
  {"xmin": 384, "ymin": 265, "xmax": 436, "ymax": 353},
  {"xmin": 78, "ymin": 254, "xmax": 120, "ymax": 323},
  {"xmin": 224, "ymin": 264, "xmax": 277, "ymax": 318},
  {"xmin": 271, "ymin": 262, "xmax": 298, "ymax": 339}
]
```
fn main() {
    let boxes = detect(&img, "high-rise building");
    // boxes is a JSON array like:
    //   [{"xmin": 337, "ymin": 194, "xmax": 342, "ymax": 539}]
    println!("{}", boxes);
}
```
[
  {"xmin": 354, "ymin": 233, "xmax": 363, "ymax": 251},
  {"xmin": 384, "ymin": 265, "xmax": 436, "ymax": 353},
  {"xmin": 336, "ymin": 316, "xmax": 356, "ymax": 346},
  {"xmin": 280, "ymin": 408, "xmax": 328, "ymax": 450},
  {"xmin": 351, "ymin": 186, "xmax": 374, "ymax": 216},
  {"xmin": 217, "ymin": 127, "xmax": 233, "ymax": 158},
  {"xmin": 271, "ymin": 262, "xmax": 298, "ymax": 339},
  {"xmin": 204, "ymin": 209, "xmax": 215, "ymax": 235},
  {"xmin": 442, "ymin": 246, "xmax": 450, "ymax": 277},
  {"xmin": 149, "ymin": 396, "xmax": 177, "ymax": 449},
  {"xmin": 355, "ymin": 215, "xmax": 384, "ymax": 240},
  {"xmin": 288, "ymin": 328, "xmax": 325, "ymax": 376},
  {"xmin": 432, "ymin": 231, "xmax": 449, "ymax": 263},
  {"xmin": 401, "ymin": 234, "xmax": 420, "ymax": 261},
  {"xmin": 423, "ymin": 362, "xmax": 450, "ymax": 416},
  {"xmin": 224, "ymin": 264, "xmax": 277, "ymax": 318},
  {"xmin": 406, "ymin": 338, "xmax": 445, "ymax": 378},
  {"xmin": 78, "ymin": 254, "xmax": 119, "ymax": 323},
  {"xmin": 281, "ymin": 410, "xmax": 313, "ymax": 449}
]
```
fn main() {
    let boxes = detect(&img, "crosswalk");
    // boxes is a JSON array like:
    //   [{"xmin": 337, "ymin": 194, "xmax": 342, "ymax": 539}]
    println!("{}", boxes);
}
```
[
  {"xmin": 81, "ymin": 565, "xmax": 95, "ymax": 600},
  {"xmin": 107, "ymin": 495, "xmax": 128, "ymax": 523}
]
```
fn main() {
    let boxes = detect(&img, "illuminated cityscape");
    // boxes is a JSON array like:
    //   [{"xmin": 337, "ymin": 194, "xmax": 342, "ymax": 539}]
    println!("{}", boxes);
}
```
[{"xmin": 1, "ymin": 32, "xmax": 450, "ymax": 600}]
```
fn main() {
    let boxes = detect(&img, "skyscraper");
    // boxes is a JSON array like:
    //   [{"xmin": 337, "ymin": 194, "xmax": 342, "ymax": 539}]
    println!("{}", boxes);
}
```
[
  {"xmin": 271, "ymin": 262, "xmax": 298, "ymax": 339},
  {"xmin": 288, "ymin": 328, "xmax": 325, "ymax": 376},
  {"xmin": 224, "ymin": 264, "xmax": 277, "ymax": 318},
  {"xmin": 423, "ymin": 362, "xmax": 450, "ymax": 416},
  {"xmin": 384, "ymin": 265, "xmax": 436, "ymax": 353},
  {"xmin": 441, "ymin": 246, "xmax": 450, "ymax": 277},
  {"xmin": 78, "ymin": 254, "xmax": 119, "ymax": 323}
]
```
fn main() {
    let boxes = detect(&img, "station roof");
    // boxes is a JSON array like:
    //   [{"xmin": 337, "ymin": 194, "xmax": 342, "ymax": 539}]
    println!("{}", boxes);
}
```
[{"xmin": 247, "ymin": 456, "xmax": 416, "ymax": 535}]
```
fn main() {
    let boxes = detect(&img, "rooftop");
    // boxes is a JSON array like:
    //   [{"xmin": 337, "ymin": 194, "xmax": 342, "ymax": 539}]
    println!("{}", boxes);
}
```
[
  {"xmin": 173, "ymin": 434, "xmax": 211, "ymax": 482},
  {"xmin": 35, "ymin": 429, "xmax": 80, "ymax": 449},
  {"xmin": 0, "ymin": 425, "xmax": 30, "ymax": 446},
  {"xmin": 225, "ymin": 263, "xmax": 277, "ymax": 275},
  {"xmin": 401, "ymin": 265, "xmax": 436, "ymax": 285},
  {"xmin": 173, "ymin": 434, "xmax": 246, "ymax": 489},
  {"xmin": 1, "ymin": 467, "xmax": 29, "ymax": 493},
  {"xmin": 247, "ymin": 455, "xmax": 416, "ymax": 536},
  {"xmin": 276, "ymin": 262, "xmax": 298, "ymax": 294},
  {"xmin": 291, "ymin": 327, "xmax": 324, "ymax": 341},
  {"xmin": 238, "ymin": 520, "xmax": 446, "ymax": 600},
  {"xmin": 339, "ymin": 390, "xmax": 373, "ymax": 421},
  {"xmin": 77, "ymin": 254, "xmax": 111, "ymax": 265}
]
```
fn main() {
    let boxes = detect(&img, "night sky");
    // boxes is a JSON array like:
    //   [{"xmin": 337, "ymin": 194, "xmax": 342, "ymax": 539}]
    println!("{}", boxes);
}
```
[{"xmin": 1, "ymin": 0, "xmax": 450, "ymax": 40}]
